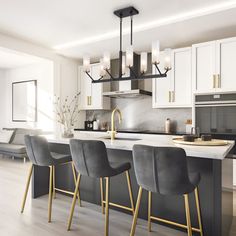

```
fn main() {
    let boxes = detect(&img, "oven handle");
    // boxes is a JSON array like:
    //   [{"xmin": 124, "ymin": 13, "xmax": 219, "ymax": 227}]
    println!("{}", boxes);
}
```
[{"xmin": 195, "ymin": 103, "xmax": 236, "ymax": 107}]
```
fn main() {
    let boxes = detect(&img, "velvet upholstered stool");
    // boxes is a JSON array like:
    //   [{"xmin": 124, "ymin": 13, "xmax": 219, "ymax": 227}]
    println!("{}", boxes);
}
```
[
  {"xmin": 67, "ymin": 139, "xmax": 135, "ymax": 236},
  {"xmin": 130, "ymin": 145, "xmax": 203, "ymax": 236},
  {"xmin": 21, "ymin": 135, "xmax": 80, "ymax": 222}
]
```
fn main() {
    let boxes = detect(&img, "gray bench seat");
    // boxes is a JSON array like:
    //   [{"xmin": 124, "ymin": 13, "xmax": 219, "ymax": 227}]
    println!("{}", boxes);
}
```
[
  {"xmin": 0, "ymin": 128, "xmax": 41, "ymax": 160},
  {"xmin": 0, "ymin": 143, "xmax": 26, "ymax": 156}
]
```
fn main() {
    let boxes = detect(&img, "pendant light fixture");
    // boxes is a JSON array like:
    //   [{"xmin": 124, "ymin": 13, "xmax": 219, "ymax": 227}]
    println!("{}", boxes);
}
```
[{"xmin": 83, "ymin": 6, "xmax": 171, "ymax": 83}]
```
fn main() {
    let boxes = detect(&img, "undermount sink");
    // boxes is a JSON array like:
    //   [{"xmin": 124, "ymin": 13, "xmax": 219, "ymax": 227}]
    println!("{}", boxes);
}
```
[{"xmin": 100, "ymin": 136, "xmax": 141, "ymax": 141}]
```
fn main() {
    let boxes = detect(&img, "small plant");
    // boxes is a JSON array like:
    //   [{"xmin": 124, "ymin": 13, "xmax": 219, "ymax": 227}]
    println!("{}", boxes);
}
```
[{"xmin": 53, "ymin": 93, "xmax": 80, "ymax": 138}]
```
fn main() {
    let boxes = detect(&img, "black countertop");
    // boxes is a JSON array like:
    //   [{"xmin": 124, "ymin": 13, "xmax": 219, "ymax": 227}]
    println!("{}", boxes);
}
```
[{"xmin": 74, "ymin": 128, "xmax": 186, "ymax": 136}]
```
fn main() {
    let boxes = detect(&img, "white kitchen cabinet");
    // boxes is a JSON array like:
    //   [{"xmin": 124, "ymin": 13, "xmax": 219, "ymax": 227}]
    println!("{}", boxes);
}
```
[
  {"xmin": 152, "ymin": 48, "xmax": 192, "ymax": 108},
  {"xmin": 78, "ymin": 63, "xmax": 110, "ymax": 110},
  {"xmin": 216, "ymin": 37, "xmax": 236, "ymax": 92},
  {"xmin": 193, "ymin": 37, "xmax": 236, "ymax": 93},
  {"xmin": 192, "ymin": 41, "xmax": 216, "ymax": 93},
  {"xmin": 152, "ymin": 52, "xmax": 172, "ymax": 108}
]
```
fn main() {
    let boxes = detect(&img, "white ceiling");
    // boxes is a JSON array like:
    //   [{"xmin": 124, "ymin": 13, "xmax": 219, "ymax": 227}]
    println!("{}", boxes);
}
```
[
  {"xmin": 0, "ymin": 47, "xmax": 45, "ymax": 69},
  {"xmin": 0, "ymin": 0, "xmax": 236, "ymax": 59}
]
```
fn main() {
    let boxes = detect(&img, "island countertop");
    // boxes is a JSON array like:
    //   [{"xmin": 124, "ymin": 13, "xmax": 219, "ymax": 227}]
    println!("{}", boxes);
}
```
[{"xmin": 46, "ymin": 131, "xmax": 234, "ymax": 160}]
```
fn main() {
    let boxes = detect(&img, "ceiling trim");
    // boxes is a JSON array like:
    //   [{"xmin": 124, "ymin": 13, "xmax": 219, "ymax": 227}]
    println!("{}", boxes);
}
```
[{"xmin": 53, "ymin": 1, "xmax": 236, "ymax": 50}]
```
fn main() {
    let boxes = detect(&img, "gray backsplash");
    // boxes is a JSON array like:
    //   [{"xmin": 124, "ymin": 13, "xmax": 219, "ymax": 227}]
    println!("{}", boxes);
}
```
[{"xmin": 86, "ymin": 97, "xmax": 192, "ymax": 133}]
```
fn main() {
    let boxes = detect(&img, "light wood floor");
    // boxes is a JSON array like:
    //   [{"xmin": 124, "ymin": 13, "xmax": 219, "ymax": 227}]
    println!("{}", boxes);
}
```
[{"xmin": 0, "ymin": 156, "xmax": 236, "ymax": 236}]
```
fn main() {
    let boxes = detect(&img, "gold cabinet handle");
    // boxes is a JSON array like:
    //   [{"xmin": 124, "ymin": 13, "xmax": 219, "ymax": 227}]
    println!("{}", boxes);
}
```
[
  {"xmin": 172, "ymin": 91, "xmax": 175, "ymax": 102},
  {"xmin": 213, "ymin": 74, "xmax": 216, "ymax": 88},
  {"xmin": 168, "ymin": 91, "xmax": 171, "ymax": 102},
  {"xmin": 87, "ymin": 96, "xmax": 89, "ymax": 106},
  {"xmin": 217, "ymin": 74, "xmax": 221, "ymax": 88}
]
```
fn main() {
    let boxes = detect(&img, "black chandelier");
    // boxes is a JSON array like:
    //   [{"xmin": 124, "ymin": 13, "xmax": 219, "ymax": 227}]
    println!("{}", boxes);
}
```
[{"xmin": 83, "ymin": 6, "xmax": 171, "ymax": 84}]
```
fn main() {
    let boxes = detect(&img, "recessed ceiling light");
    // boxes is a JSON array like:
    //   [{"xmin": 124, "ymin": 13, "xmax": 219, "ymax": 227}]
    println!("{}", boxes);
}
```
[{"xmin": 53, "ymin": 1, "xmax": 236, "ymax": 50}]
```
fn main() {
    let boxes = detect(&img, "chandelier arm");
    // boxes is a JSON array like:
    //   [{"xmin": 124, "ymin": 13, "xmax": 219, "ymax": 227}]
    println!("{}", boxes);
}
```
[
  {"xmin": 105, "ymin": 69, "xmax": 114, "ymax": 79},
  {"xmin": 154, "ymin": 63, "xmax": 162, "ymax": 75},
  {"xmin": 164, "ymin": 68, "xmax": 170, "ymax": 75},
  {"xmin": 85, "ymin": 72, "xmax": 95, "ymax": 82}
]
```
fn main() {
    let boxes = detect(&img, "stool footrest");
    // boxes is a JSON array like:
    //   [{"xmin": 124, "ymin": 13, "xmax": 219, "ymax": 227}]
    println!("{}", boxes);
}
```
[
  {"xmin": 102, "ymin": 200, "xmax": 133, "ymax": 212},
  {"xmin": 55, "ymin": 188, "xmax": 76, "ymax": 196},
  {"xmin": 150, "ymin": 216, "xmax": 201, "ymax": 233}
]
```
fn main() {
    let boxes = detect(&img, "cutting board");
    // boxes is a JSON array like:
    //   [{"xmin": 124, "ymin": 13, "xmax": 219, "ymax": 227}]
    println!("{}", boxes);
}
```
[{"xmin": 172, "ymin": 138, "xmax": 228, "ymax": 146}]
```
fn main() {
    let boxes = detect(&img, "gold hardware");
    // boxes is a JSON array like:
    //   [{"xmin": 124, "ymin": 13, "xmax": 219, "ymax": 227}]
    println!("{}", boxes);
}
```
[
  {"xmin": 67, "ymin": 174, "xmax": 81, "ymax": 231},
  {"xmin": 213, "ymin": 74, "xmax": 216, "ymax": 88},
  {"xmin": 148, "ymin": 191, "xmax": 152, "ymax": 232},
  {"xmin": 110, "ymin": 108, "xmax": 122, "ymax": 140},
  {"xmin": 21, "ymin": 164, "xmax": 33, "ymax": 213},
  {"xmin": 125, "ymin": 171, "xmax": 135, "ymax": 215},
  {"xmin": 101, "ymin": 171, "xmax": 135, "ymax": 214},
  {"xmin": 195, "ymin": 188, "xmax": 204, "ymax": 236},
  {"xmin": 132, "ymin": 187, "xmax": 203, "ymax": 236},
  {"xmin": 87, "ymin": 96, "xmax": 89, "ymax": 105},
  {"xmin": 71, "ymin": 163, "xmax": 81, "ymax": 206},
  {"xmin": 184, "ymin": 194, "xmax": 193, "ymax": 236},
  {"xmin": 53, "ymin": 166, "xmax": 56, "ymax": 199},
  {"xmin": 48, "ymin": 166, "xmax": 53, "ymax": 223},
  {"xmin": 105, "ymin": 177, "xmax": 110, "ymax": 236},
  {"xmin": 172, "ymin": 91, "xmax": 175, "ymax": 102},
  {"xmin": 100, "ymin": 178, "xmax": 105, "ymax": 214},
  {"xmin": 168, "ymin": 91, "xmax": 171, "ymax": 102},
  {"xmin": 217, "ymin": 74, "xmax": 221, "ymax": 88},
  {"xmin": 130, "ymin": 187, "xmax": 143, "ymax": 236}
]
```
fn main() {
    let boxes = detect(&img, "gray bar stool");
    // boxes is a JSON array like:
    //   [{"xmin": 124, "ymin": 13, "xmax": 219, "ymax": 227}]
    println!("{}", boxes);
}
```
[
  {"xmin": 67, "ymin": 139, "xmax": 135, "ymax": 236},
  {"xmin": 130, "ymin": 145, "xmax": 203, "ymax": 236},
  {"xmin": 21, "ymin": 135, "xmax": 80, "ymax": 222}
]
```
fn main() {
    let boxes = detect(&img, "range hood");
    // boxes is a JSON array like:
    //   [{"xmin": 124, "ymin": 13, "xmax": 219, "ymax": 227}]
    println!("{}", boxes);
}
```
[
  {"xmin": 103, "ymin": 89, "xmax": 152, "ymax": 98},
  {"xmin": 102, "ymin": 55, "xmax": 152, "ymax": 98}
]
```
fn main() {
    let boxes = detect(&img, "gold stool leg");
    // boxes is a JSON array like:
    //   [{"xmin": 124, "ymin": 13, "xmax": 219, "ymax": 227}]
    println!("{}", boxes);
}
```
[
  {"xmin": 126, "ymin": 171, "xmax": 135, "ymax": 215},
  {"xmin": 48, "ymin": 166, "xmax": 53, "ymax": 223},
  {"xmin": 195, "ymin": 188, "xmax": 203, "ymax": 236},
  {"xmin": 100, "ymin": 178, "xmax": 105, "ymax": 214},
  {"xmin": 184, "ymin": 194, "xmax": 192, "ymax": 236},
  {"xmin": 53, "ymin": 166, "xmax": 56, "ymax": 199},
  {"xmin": 67, "ymin": 174, "xmax": 81, "ymax": 231},
  {"xmin": 148, "ymin": 191, "xmax": 152, "ymax": 232},
  {"xmin": 105, "ymin": 177, "xmax": 110, "ymax": 236},
  {"xmin": 71, "ymin": 162, "xmax": 81, "ymax": 207},
  {"xmin": 21, "ymin": 164, "xmax": 33, "ymax": 213},
  {"xmin": 130, "ymin": 187, "xmax": 143, "ymax": 236}
]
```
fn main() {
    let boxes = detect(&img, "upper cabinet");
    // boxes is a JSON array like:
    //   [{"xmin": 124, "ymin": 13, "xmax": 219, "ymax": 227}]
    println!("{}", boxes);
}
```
[
  {"xmin": 192, "ymin": 37, "xmax": 236, "ymax": 93},
  {"xmin": 78, "ymin": 63, "xmax": 110, "ymax": 110},
  {"xmin": 152, "ymin": 47, "xmax": 192, "ymax": 108}
]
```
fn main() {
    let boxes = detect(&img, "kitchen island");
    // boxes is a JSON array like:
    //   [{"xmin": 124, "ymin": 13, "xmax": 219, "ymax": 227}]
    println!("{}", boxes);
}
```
[{"xmin": 32, "ymin": 131, "xmax": 234, "ymax": 236}]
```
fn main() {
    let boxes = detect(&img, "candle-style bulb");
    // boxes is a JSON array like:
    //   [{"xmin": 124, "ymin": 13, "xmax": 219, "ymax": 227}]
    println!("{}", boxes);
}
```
[
  {"xmin": 100, "ymin": 58, "xmax": 106, "ymax": 77},
  {"xmin": 83, "ymin": 55, "xmax": 90, "ymax": 72},
  {"xmin": 126, "ymin": 45, "xmax": 133, "ymax": 67},
  {"xmin": 164, "ymin": 48, "xmax": 172, "ymax": 70},
  {"xmin": 152, "ymin": 41, "xmax": 160, "ymax": 64},
  {"xmin": 103, "ymin": 52, "xmax": 110, "ymax": 70},
  {"xmin": 140, "ymin": 52, "xmax": 147, "ymax": 73}
]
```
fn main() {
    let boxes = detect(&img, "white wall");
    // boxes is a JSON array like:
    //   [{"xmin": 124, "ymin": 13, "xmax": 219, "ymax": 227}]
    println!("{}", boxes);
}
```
[
  {"xmin": 2, "ymin": 62, "xmax": 54, "ymax": 131},
  {"xmin": 0, "ymin": 69, "xmax": 7, "ymax": 128},
  {"xmin": 0, "ymin": 33, "xmax": 85, "ymax": 133}
]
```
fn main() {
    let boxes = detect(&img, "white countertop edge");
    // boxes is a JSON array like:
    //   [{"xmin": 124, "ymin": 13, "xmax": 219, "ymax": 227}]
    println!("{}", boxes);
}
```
[{"xmin": 46, "ymin": 131, "xmax": 235, "ymax": 161}]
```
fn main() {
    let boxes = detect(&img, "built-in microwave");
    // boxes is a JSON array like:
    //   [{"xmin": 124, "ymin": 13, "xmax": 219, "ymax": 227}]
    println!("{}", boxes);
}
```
[{"xmin": 194, "ymin": 93, "xmax": 236, "ymax": 135}]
